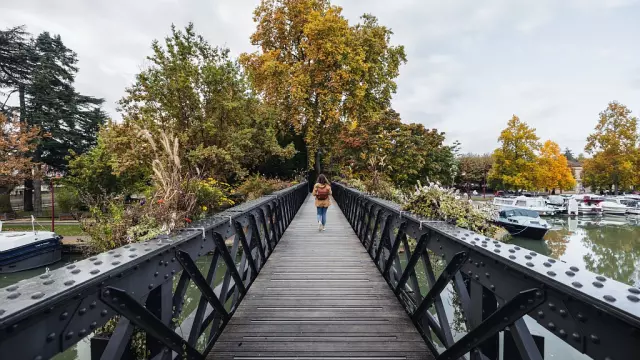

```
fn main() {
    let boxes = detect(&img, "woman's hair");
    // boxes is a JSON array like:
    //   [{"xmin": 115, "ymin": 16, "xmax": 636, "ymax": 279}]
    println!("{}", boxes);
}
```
[{"xmin": 317, "ymin": 174, "xmax": 328, "ymax": 184}]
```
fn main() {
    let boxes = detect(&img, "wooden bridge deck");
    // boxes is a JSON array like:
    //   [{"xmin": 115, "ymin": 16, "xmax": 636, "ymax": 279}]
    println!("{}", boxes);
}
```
[{"xmin": 210, "ymin": 196, "xmax": 433, "ymax": 359}]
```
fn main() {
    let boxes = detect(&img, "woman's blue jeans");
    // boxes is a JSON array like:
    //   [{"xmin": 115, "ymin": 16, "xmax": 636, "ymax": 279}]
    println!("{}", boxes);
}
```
[{"xmin": 317, "ymin": 207, "xmax": 328, "ymax": 226}]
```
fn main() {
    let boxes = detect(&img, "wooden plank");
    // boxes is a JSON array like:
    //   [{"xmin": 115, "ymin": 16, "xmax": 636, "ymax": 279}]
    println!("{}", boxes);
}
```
[{"xmin": 208, "ymin": 196, "xmax": 434, "ymax": 359}]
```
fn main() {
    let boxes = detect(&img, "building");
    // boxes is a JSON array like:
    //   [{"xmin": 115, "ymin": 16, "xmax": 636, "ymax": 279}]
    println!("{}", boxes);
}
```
[{"xmin": 568, "ymin": 160, "xmax": 584, "ymax": 193}]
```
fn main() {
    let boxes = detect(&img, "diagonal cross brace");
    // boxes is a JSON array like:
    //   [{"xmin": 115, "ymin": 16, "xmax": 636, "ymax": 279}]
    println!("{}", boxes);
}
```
[
  {"xmin": 412, "ymin": 251, "xmax": 469, "ymax": 322},
  {"xmin": 100, "ymin": 287, "xmax": 203, "ymax": 360},
  {"xmin": 175, "ymin": 249, "xmax": 229, "ymax": 322},
  {"xmin": 436, "ymin": 288, "xmax": 546, "ymax": 360}
]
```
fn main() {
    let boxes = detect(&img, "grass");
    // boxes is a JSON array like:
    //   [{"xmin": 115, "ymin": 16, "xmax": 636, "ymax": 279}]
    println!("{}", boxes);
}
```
[{"xmin": 1, "ymin": 224, "xmax": 86, "ymax": 236}]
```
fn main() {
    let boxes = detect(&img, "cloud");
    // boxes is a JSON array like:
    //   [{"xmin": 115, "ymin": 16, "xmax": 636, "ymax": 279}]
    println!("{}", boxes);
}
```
[{"xmin": 1, "ymin": 0, "xmax": 639, "ymax": 155}]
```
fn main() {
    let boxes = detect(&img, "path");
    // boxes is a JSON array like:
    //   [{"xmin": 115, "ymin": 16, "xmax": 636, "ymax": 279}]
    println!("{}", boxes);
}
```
[{"xmin": 210, "ymin": 195, "xmax": 433, "ymax": 358}]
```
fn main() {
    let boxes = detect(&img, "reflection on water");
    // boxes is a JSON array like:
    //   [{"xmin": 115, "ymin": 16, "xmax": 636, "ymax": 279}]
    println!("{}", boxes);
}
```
[{"xmin": 513, "ymin": 215, "xmax": 640, "ymax": 286}]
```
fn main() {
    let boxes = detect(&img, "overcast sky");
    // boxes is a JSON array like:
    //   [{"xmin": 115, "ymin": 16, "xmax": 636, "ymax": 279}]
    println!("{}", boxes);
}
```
[{"xmin": 2, "ymin": 0, "xmax": 639, "ymax": 154}]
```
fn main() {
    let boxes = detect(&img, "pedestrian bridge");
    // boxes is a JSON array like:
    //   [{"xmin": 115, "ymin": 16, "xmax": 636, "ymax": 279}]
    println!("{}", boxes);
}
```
[{"xmin": 0, "ymin": 182, "xmax": 639, "ymax": 360}]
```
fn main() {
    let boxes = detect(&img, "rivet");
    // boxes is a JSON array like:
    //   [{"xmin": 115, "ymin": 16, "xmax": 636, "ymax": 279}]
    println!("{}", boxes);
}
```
[
  {"xmin": 514, "ymin": 246, "xmax": 521, "ymax": 250},
  {"xmin": 78, "ymin": 329, "xmax": 87, "ymax": 337},
  {"xmin": 149, "ymin": 284, "xmax": 154, "ymax": 289},
  {"xmin": 577, "ymin": 313, "xmax": 586, "ymax": 322},
  {"xmin": 537, "ymin": 311, "xmax": 544, "ymax": 318},
  {"xmin": 164, "ymin": 274, "xmax": 169, "ymax": 279},
  {"xmin": 548, "ymin": 322, "xmax": 556, "ymax": 331},
  {"xmin": 90, "ymin": 301, "xmax": 97, "ymax": 309},
  {"xmin": 596, "ymin": 276, "xmax": 606, "ymax": 282},
  {"xmin": 154, "ymin": 272, "xmax": 159, "ymax": 277},
  {"xmin": 90, "ymin": 269, "xmax": 100, "ymax": 275},
  {"xmin": 548, "ymin": 303, "xmax": 556, "ymax": 310},
  {"xmin": 129, "ymin": 254, "xmax": 137, "ymax": 258},
  {"xmin": 101, "ymin": 309, "xmax": 108, "ymax": 317},
  {"xmin": 509, "ymin": 249, "xmax": 515, "ymax": 253},
  {"xmin": 570, "ymin": 266, "xmax": 579, "ymax": 272},
  {"xmin": 6, "ymin": 285, "xmax": 18, "ymax": 292},
  {"xmin": 71, "ymin": 269, "xmax": 81, "ymax": 274},
  {"xmin": 94, "ymin": 261, "xmax": 103, "ymax": 266},
  {"xmin": 89, "ymin": 257, "xmax": 98, "ymax": 261},
  {"xmin": 79, "ymin": 308, "xmax": 87, "ymax": 315},
  {"xmin": 572, "ymin": 333, "xmax": 580, "ymax": 341},
  {"xmin": 490, "ymin": 285, "xmax": 495, "ymax": 290},
  {"xmin": 559, "ymin": 309, "xmax": 567, "ymax": 317},
  {"xmin": 629, "ymin": 288, "xmax": 640, "ymax": 294},
  {"xmin": 90, "ymin": 321, "xmax": 97, "ymax": 330},
  {"xmin": 64, "ymin": 280, "xmax": 75, "ymax": 286},
  {"xmin": 65, "ymin": 331, "xmax": 74, "ymax": 340},
  {"xmin": 40, "ymin": 274, "xmax": 50, "ymax": 279},
  {"xmin": 529, "ymin": 252, "xmax": 536, "ymax": 256},
  {"xmin": 603, "ymin": 295, "xmax": 616, "ymax": 302},
  {"xmin": 66, "ymin": 265, "xmax": 76, "ymax": 270},
  {"xmin": 31, "ymin": 292, "xmax": 45, "ymax": 300},
  {"xmin": 558, "ymin": 329, "xmax": 567, "ymax": 338},
  {"xmin": 525, "ymin": 255, "xmax": 532, "ymax": 260},
  {"xmin": 509, "ymin": 255, "xmax": 516, "ymax": 260},
  {"xmin": 129, "ymin": 248, "xmax": 136, "ymax": 251},
  {"xmin": 112, "ymin": 261, "xmax": 121, "ymax": 265},
  {"xmin": 485, "ymin": 273, "xmax": 490, "ymax": 278},
  {"xmin": 34, "ymin": 356, "xmax": 42, "ymax": 360},
  {"xmin": 43, "ymin": 279, "xmax": 55, "ymax": 285},
  {"xmin": 590, "ymin": 334, "xmax": 600, "ymax": 344},
  {"xmin": 566, "ymin": 271, "xmax": 575, "ymax": 277},
  {"xmin": 593, "ymin": 281, "xmax": 604, "ymax": 288},
  {"xmin": 114, "ymin": 254, "xmax": 121, "ymax": 258},
  {"xmin": 7, "ymin": 292, "xmax": 21, "ymax": 300},
  {"xmin": 494, "ymin": 249, "xmax": 500, "ymax": 253},
  {"xmin": 572, "ymin": 281, "xmax": 582, "ymax": 288},
  {"xmin": 627, "ymin": 295, "xmax": 640, "ymax": 302},
  {"xmin": 548, "ymin": 259, "xmax": 556, "ymax": 263},
  {"xmin": 46, "ymin": 333, "xmax": 56, "ymax": 342},
  {"xmin": 544, "ymin": 262, "xmax": 551, "ymax": 267},
  {"xmin": 526, "ymin": 262, "xmax": 534, "ymax": 267}
]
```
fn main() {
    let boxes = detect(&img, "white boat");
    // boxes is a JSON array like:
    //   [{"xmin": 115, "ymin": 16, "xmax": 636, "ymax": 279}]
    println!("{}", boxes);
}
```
[
  {"xmin": 0, "ymin": 221, "xmax": 62, "ymax": 273},
  {"xmin": 625, "ymin": 200, "xmax": 640, "ymax": 215},
  {"xmin": 601, "ymin": 198, "xmax": 629, "ymax": 215},
  {"xmin": 493, "ymin": 196, "xmax": 557, "ymax": 216},
  {"xmin": 571, "ymin": 195, "xmax": 603, "ymax": 215}
]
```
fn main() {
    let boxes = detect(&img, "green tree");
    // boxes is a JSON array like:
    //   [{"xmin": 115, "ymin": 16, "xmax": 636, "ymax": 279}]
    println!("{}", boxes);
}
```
[
  {"xmin": 563, "ymin": 148, "xmax": 576, "ymax": 162},
  {"xmin": 25, "ymin": 31, "xmax": 107, "ymax": 213},
  {"xmin": 118, "ymin": 24, "xmax": 293, "ymax": 183},
  {"xmin": 488, "ymin": 115, "xmax": 540, "ymax": 190},
  {"xmin": 456, "ymin": 153, "xmax": 493, "ymax": 190},
  {"xmin": 240, "ymin": 0, "xmax": 406, "ymax": 174},
  {"xmin": 0, "ymin": 26, "xmax": 33, "ymax": 114},
  {"xmin": 584, "ymin": 101, "xmax": 639, "ymax": 194}
]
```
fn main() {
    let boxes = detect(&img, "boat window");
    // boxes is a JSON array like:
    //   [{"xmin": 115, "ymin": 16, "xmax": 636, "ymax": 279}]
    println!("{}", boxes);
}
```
[{"xmin": 516, "ymin": 200, "xmax": 527, "ymax": 206}]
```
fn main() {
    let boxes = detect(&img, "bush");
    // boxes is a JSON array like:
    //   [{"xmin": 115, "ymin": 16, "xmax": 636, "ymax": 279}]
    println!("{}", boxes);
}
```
[
  {"xmin": 235, "ymin": 174, "xmax": 294, "ymax": 201},
  {"xmin": 192, "ymin": 178, "xmax": 235, "ymax": 217},
  {"xmin": 402, "ymin": 181, "xmax": 504, "ymax": 239},
  {"xmin": 56, "ymin": 186, "xmax": 84, "ymax": 214}
]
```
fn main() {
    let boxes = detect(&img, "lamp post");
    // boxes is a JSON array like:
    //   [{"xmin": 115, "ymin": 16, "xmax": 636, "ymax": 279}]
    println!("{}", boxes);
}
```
[{"xmin": 50, "ymin": 178, "xmax": 55, "ymax": 232}]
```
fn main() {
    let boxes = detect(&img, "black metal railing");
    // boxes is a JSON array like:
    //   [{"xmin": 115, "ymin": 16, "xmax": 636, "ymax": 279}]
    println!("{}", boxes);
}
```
[
  {"xmin": 332, "ymin": 182, "xmax": 640, "ymax": 360},
  {"xmin": 0, "ymin": 182, "xmax": 308, "ymax": 360}
]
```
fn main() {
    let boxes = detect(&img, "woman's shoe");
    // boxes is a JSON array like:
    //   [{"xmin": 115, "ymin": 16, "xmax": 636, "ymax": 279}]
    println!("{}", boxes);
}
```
[
  {"xmin": 318, "ymin": 221, "xmax": 323, "ymax": 231},
  {"xmin": 321, "ymin": 226, "xmax": 326, "ymax": 231}
]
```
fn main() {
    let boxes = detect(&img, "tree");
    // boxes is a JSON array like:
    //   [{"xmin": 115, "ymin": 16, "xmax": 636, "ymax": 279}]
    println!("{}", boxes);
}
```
[
  {"xmin": 584, "ymin": 101, "xmax": 639, "ymax": 194},
  {"xmin": 535, "ymin": 140, "xmax": 576, "ymax": 192},
  {"xmin": 563, "ymin": 148, "xmax": 576, "ymax": 162},
  {"xmin": 488, "ymin": 115, "xmax": 540, "ymax": 190},
  {"xmin": 0, "ymin": 113, "xmax": 39, "ymax": 211},
  {"xmin": 24, "ymin": 31, "xmax": 107, "ymax": 213},
  {"xmin": 240, "ymin": 0, "xmax": 406, "ymax": 174},
  {"xmin": 117, "ymin": 24, "xmax": 293, "ymax": 183},
  {"xmin": 0, "ymin": 26, "xmax": 33, "ymax": 113},
  {"xmin": 457, "ymin": 153, "xmax": 493, "ymax": 190}
]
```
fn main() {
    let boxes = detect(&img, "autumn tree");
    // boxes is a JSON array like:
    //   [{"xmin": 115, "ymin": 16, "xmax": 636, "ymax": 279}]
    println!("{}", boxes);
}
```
[
  {"xmin": 0, "ymin": 113, "xmax": 39, "ymax": 211},
  {"xmin": 240, "ymin": 0, "xmax": 406, "ymax": 174},
  {"xmin": 535, "ymin": 140, "xmax": 576, "ymax": 192},
  {"xmin": 489, "ymin": 115, "xmax": 540, "ymax": 190},
  {"xmin": 563, "ymin": 148, "xmax": 576, "ymax": 162},
  {"xmin": 583, "ymin": 101, "xmax": 639, "ymax": 194}
]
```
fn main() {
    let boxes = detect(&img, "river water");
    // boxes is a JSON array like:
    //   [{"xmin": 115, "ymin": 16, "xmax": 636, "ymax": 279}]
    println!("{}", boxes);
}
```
[{"xmin": 2, "ymin": 215, "xmax": 639, "ymax": 359}]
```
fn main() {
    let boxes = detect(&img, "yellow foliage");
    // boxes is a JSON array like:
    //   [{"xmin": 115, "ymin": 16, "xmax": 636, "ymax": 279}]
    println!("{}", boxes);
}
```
[{"xmin": 534, "ymin": 140, "xmax": 576, "ymax": 191}]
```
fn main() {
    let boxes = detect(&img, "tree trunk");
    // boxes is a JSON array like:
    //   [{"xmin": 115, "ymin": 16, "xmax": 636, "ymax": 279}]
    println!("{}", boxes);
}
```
[
  {"xmin": 23, "ymin": 179, "xmax": 33, "ymax": 211},
  {"xmin": 315, "ymin": 150, "xmax": 322, "ymax": 177},
  {"xmin": 0, "ymin": 187, "xmax": 13, "ymax": 213},
  {"xmin": 33, "ymin": 179, "xmax": 42, "ymax": 216}
]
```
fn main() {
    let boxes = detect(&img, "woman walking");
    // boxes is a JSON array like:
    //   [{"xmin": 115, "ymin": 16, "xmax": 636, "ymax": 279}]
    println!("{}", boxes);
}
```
[{"xmin": 312, "ymin": 174, "xmax": 332, "ymax": 231}]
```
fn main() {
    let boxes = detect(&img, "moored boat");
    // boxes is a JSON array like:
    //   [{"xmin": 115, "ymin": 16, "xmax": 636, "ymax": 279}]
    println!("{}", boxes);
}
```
[
  {"xmin": 601, "ymin": 198, "xmax": 629, "ymax": 215},
  {"xmin": 0, "ymin": 222, "xmax": 62, "ymax": 273},
  {"xmin": 493, "ymin": 196, "xmax": 557, "ymax": 216},
  {"xmin": 571, "ymin": 195, "xmax": 603, "ymax": 215},
  {"xmin": 493, "ymin": 208, "xmax": 550, "ymax": 240}
]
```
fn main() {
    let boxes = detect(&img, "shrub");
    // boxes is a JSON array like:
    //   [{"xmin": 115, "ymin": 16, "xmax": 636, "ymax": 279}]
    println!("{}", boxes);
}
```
[
  {"xmin": 56, "ymin": 186, "xmax": 84, "ymax": 214},
  {"xmin": 402, "ymin": 181, "xmax": 504, "ymax": 239},
  {"xmin": 235, "ymin": 174, "xmax": 294, "ymax": 201}
]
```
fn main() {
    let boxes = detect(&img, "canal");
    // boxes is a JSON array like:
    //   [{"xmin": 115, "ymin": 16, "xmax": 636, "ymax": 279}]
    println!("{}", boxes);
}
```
[{"xmin": 2, "ymin": 215, "xmax": 639, "ymax": 359}]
